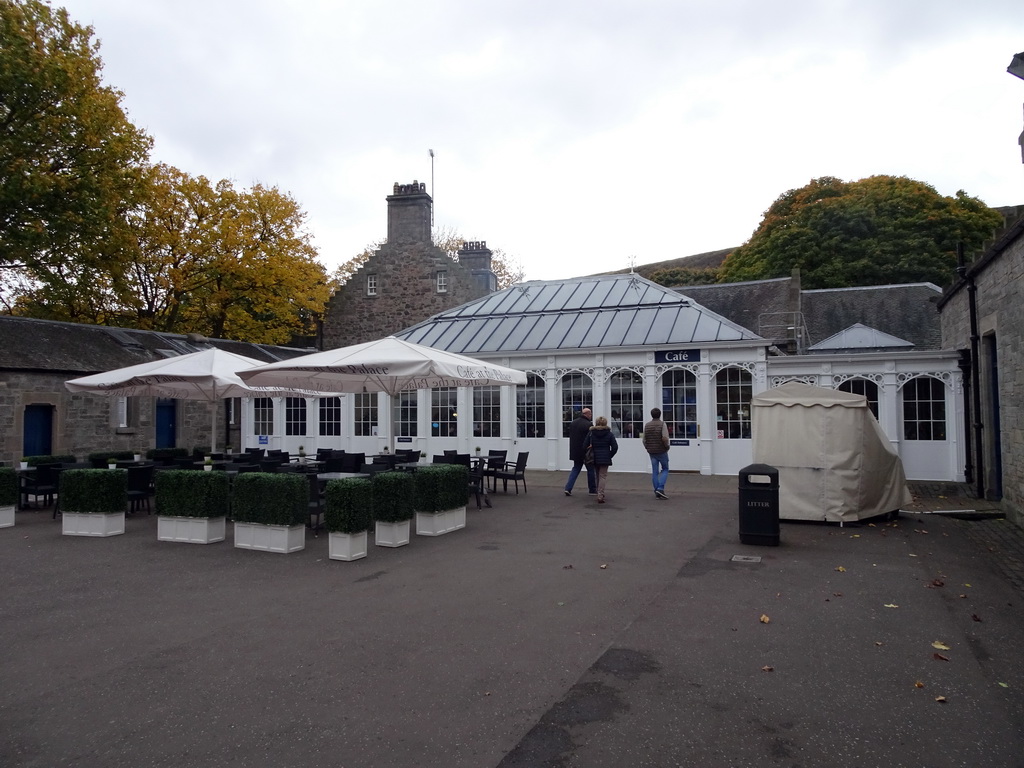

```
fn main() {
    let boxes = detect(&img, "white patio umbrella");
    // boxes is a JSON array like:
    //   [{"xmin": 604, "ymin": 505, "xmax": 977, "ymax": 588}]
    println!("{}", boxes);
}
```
[
  {"xmin": 64, "ymin": 347, "xmax": 317, "ymax": 453},
  {"xmin": 237, "ymin": 336, "xmax": 527, "ymax": 449},
  {"xmin": 236, "ymin": 336, "xmax": 527, "ymax": 395}
]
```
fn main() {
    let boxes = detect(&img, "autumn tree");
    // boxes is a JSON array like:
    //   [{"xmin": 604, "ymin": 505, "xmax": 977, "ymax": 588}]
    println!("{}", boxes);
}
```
[
  {"xmin": 0, "ymin": 0, "xmax": 151, "ymax": 308},
  {"xmin": 718, "ymin": 176, "xmax": 1003, "ymax": 289},
  {"xmin": 112, "ymin": 164, "xmax": 331, "ymax": 344}
]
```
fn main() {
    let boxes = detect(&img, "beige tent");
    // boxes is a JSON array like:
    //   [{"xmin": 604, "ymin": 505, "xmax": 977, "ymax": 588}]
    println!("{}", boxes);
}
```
[{"xmin": 751, "ymin": 382, "xmax": 911, "ymax": 523}]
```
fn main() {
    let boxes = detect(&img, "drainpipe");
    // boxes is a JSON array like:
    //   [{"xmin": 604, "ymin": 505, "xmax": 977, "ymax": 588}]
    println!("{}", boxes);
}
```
[
  {"xmin": 957, "ymin": 351, "xmax": 974, "ymax": 485},
  {"xmin": 956, "ymin": 243, "xmax": 984, "ymax": 499}
]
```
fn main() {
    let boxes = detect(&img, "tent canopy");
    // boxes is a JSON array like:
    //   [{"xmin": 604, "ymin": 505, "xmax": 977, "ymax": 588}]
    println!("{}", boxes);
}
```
[{"xmin": 751, "ymin": 382, "xmax": 911, "ymax": 522}]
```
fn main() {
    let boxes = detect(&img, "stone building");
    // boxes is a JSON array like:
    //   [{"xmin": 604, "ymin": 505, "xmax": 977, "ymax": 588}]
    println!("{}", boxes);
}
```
[
  {"xmin": 0, "ymin": 316, "xmax": 309, "ymax": 466},
  {"xmin": 938, "ymin": 207, "xmax": 1024, "ymax": 526},
  {"xmin": 320, "ymin": 181, "xmax": 497, "ymax": 349}
]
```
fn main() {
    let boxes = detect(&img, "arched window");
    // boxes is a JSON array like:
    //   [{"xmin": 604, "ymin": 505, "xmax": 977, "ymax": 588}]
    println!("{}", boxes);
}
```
[
  {"xmin": 661, "ymin": 369, "xmax": 698, "ymax": 439},
  {"xmin": 561, "ymin": 372, "xmax": 592, "ymax": 437},
  {"xmin": 715, "ymin": 367, "xmax": 752, "ymax": 439},
  {"xmin": 903, "ymin": 376, "xmax": 946, "ymax": 440},
  {"xmin": 609, "ymin": 370, "xmax": 643, "ymax": 438},
  {"xmin": 837, "ymin": 378, "xmax": 879, "ymax": 419},
  {"xmin": 516, "ymin": 373, "xmax": 545, "ymax": 438}
]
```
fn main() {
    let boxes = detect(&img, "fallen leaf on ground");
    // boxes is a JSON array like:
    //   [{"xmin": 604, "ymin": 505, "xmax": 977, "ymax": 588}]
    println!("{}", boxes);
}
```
[
  {"xmin": 933, "ymin": 653, "xmax": 950, "ymax": 662},
  {"xmin": 599, "ymin": 564, "xmax": 608, "ymax": 569},
  {"xmin": 915, "ymin": 681, "xmax": 925, "ymax": 688},
  {"xmin": 884, "ymin": 603, "xmax": 899, "ymax": 608},
  {"xmin": 959, "ymin": 594, "xmax": 968, "ymax": 599},
  {"xmin": 999, "ymin": 682, "xmax": 1009, "ymax": 688},
  {"xmin": 935, "ymin": 696, "xmax": 947, "ymax": 703},
  {"xmin": 909, "ymin": 554, "xmax": 918, "ymax": 557},
  {"xmin": 760, "ymin": 614, "xmax": 771, "ymax": 624},
  {"xmin": 875, "ymin": 642, "xmax": 884, "ymax": 646},
  {"xmin": 835, "ymin": 566, "xmax": 847, "ymax": 572},
  {"xmin": 562, "ymin": 564, "xmax": 573, "ymax": 569},
  {"xmin": 972, "ymin": 614, "xmax": 983, "ymax": 622},
  {"xmin": 932, "ymin": 641, "xmax": 951, "ymax": 650},
  {"xmin": 761, "ymin": 665, "xmax": 774, "ymax": 672},
  {"xmin": 833, "ymin": 592, "xmax": 843, "ymax": 597},
  {"xmin": 931, "ymin": 579, "xmax": 945, "ymax": 587}
]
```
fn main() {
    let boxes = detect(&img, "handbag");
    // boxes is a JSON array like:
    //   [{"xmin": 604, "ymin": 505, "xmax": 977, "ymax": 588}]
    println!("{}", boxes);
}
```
[{"xmin": 584, "ymin": 444, "xmax": 595, "ymax": 466}]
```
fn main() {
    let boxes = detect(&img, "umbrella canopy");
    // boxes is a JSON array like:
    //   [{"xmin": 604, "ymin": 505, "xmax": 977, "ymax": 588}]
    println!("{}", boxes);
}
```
[
  {"xmin": 64, "ymin": 347, "xmax": 314, "ymax": 452},
  {"xmin": 237, "ymin": 336, "xmax": 527, "ymax": 395}
]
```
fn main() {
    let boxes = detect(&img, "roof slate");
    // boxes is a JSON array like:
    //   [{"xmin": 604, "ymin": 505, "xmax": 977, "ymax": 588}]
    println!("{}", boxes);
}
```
[
  {"xmin": 802, "ymin": 284, "xmax": 943, "ymax": 349},
  {"xmin": 0, "ymin": 316, "xmax": 312, "ymax": 375}
]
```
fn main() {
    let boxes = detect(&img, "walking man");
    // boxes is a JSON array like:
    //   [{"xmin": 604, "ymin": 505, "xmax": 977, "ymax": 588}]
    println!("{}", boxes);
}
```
[
  {"xmin": 643, "ymin": 407, "xmax": 670, "ymax": 499},
  {"xmin": 564, "ymin": 407, "xmax": 596, "ymax": 496}
]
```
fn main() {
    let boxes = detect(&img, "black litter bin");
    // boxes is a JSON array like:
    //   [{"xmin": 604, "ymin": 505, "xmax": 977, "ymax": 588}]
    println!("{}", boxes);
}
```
[{"xmin": 738, "ymin": 463, "xmax": 779, "ymax": 546}]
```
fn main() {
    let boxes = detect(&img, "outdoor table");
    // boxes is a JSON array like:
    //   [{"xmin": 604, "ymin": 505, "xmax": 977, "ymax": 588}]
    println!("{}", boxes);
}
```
[{"xmin": 316, "ymin": 472, "xmax": 371, "ymax": 481}]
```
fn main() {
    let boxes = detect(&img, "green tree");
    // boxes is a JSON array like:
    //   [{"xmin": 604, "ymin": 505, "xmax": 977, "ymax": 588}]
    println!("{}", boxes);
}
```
[
  {"xmin": 718, "ymin": 176, "xmax": 1003, "ymax": 289},
  {"xmin": 0, "ymin": 0, "xmax": 151, "ymax": 306},
  {"xmin": 647, "ymin": 266, "xmax": 720, "ymax": 287}
]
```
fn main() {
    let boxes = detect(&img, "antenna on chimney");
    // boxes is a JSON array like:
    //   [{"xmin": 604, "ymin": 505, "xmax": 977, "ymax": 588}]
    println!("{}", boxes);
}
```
[{"xmin": 429, "ymin": 149, "xmax": 435, "ymax": 227}]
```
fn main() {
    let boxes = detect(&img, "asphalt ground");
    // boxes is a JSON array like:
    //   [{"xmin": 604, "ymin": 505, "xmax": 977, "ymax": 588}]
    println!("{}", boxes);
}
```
[{"xmin": 1, "ymin": 471, "xmax": 1022, "ymax": 768}]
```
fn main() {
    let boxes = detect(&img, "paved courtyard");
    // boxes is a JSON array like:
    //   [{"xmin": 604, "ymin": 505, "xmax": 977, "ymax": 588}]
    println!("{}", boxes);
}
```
[{"xmin": 2, "ymin": 471, "xmax": 1022, "ymax": 767}]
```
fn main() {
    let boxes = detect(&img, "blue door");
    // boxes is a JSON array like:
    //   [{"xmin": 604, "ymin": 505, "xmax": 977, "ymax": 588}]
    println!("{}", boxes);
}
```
[
  {"xmin": 23, "ymin": 404, "xmax": 54, "ymax": 457},
  {"xmin": 156, "ymin": 398, "xmax": 177, "ymax": 449}
]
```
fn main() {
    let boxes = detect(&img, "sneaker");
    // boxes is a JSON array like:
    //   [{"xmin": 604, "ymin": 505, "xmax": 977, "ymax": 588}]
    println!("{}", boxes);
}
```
[
  {"xmin": 564, "ymin": 490, "xmax": 572, "ymax": 497},
  {"xmin": 598, "ymin": 498, "xmax": 606, "ymax": 504},
  {"xmin": 655, "ymin": 490, "xmax": 668, "ymax": 500}
]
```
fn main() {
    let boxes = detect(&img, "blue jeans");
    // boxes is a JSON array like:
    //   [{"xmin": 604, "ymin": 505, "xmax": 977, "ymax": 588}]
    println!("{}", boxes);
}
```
[
  {"xmin": 649, "ymin": 452, "xmax": 669, "ymax": 493},
  {"xmin": 565, "ymin": 460, "xmax": 596, "ymax": 493}
]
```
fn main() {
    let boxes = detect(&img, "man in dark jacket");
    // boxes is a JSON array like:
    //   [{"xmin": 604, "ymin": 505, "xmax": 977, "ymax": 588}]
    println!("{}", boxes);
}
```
[{"xmin": 563, "ymin": 407, "xmax": 596, "ymax": 496}]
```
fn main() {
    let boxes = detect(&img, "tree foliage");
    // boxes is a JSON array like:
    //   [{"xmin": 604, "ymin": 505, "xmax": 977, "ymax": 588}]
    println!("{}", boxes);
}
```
[
  {"xmin": 718, "ymin": 176, "xmax": 1003, "ymax": 289},
  {"xmin": 0, "ymin": 0, "xmax": 151, "ymax": 287},
  {"xmin": 647, "ymin": 266, "xmax": 720, "ymax": 287}
]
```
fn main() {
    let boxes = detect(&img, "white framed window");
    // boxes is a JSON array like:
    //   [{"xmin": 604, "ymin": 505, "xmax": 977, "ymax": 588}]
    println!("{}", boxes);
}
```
[
  {"xmin": 253, "ymin": 398, "xmax": 274, "ymax": 435},
  {"xmin": 473, "ymin": 386, "xmax": 500, "ymax": 437},
  {"xmin": 838, "ymin": 378, "xmax": 880, "ymax": 419},
  {"xmin": 560, "ymin": 372, "xmax": 593, "ymax": 437},
  {"xmin": 116, "ymin": 397, "xmax": 130, "ymax": 428},
  {"xmin": 436, "ymin": 270, "xmax": 448, "ymax": 293},
  {"xmin": 393, "ymin": 389, "xmax": 418, "ymax": 437},
  {"xmin": 285, "ymin": 397, "xmax": 307, "ymax": 436},
  {"xmin": 661, "ymin": 369, "xmax": 698, "ymax": 439},
  {"xmin": 608, "ymin": 370, "xmax": 643, "ymax": 438},
  {"xmin": 431, "ymin": 388, "xmax": 458, "ymax": 437},
  {"xmin": 354, "ymin": 392, "xmax": 377, "ymax": 436},
  {"xmin": 714, "ymin": 367, "xmax": 752, "ymax": 439},
  {"xmin": 366, "ymin": 274, "xmax": 378, "ymax": 296},
  {"xmin": 319, "ymin": 397, "xmax": 342, "ymax": 436},
  {"xmin": 902, "ymin": 376, "xmax": 946, "ymax": 440},
  {"xmin": 516, "ymin": 373, "xmax": 545, "ymax": 438}
]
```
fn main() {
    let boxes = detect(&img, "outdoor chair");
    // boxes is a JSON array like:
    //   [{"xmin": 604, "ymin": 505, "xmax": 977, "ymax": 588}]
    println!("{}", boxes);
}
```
[
  {"xmin": 443, "ymin": 450, "xmax": 458, "ymax": 457},
  {"xmin": 494, "ymin": 452, "xmax": 529, "ymax": 494},
  {"xmin": 483, "ymin": 450, "xmax": 507, "ymax": 492},
  {"xmin": 360, "ymin": 463, "xmax": 390, "ymax": 476},
  {"xmin": 468, "ymin": 460, "xmax": 490, "ymax": 509},
  {"xmin": 340, "ymin": 453, "xmax": 365, "ymax": 473},
  {"xmin": 244, "ymin": 447, "xmax": 265, "ymax": 460},
  {"xmin": 127, "ymin": 465, "xmax": 156, "ymax": 514},
  {"xmin": 21, "ymin": 463, "xmax": 59, "ymax": 509},
  {"xmin": 322, "ymin": 450, "xmax": 346, "ymax": 473},
  {"xmin": 307, "ymin": 473, "xmax": 324, "ymax": 535},
  {"xmin": 432, "ymin": 454, "xmax": 451, "ymax": 464}
]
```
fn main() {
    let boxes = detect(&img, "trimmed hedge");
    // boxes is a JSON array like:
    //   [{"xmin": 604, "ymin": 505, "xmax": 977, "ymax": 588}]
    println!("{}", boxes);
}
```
[
  {"xmin": 0, "ymin": 467, "xmax": 17, "ymax": 506},
  {"xmin": 324, "ymin": 477, "xmax": 373, "ymax": 534},
  {"xmin": 371, "ymin": 471, "xmax": 414, "ymax": 522},
  {"xmin": 87, "ymin": 451, "xmax": 137, "ymax": 464},
  {"xmin": 59, "ymin": 469, "xmax": 127, "ymax": 514},
  {"xmin": 414, "ymin": 464, "xmax": 468, "ymax": 513},
  {"xmin": 231, "ymin": 473, "xmax": 307, "ymax": 527},
  {"xmin": 147, "ymin": 448, "xmax": 190, "ymax": 464},
  {"xmin": 155, "ymin": 470, "xmax": 230, "ymax": 519},
  {"xmin": 23, "ymin": 455, "xmax": 76, "ymax": 467}
]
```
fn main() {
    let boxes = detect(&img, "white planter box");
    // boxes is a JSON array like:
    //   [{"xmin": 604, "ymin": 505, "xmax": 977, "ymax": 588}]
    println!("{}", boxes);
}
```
[
  {"xmin": 157, "ymin": 515, "xmax": 225, "ymax": 544},
  {"xmin": 374, "ymin": 519, "xmax": 410, "ymax": 547},
  {"xmin": 233, "ymin": 522, "xmax": 305, "ymax": 553},
  {"xmin": 0, "ymin": 504, "xmax": 14, "ymax": 528},
  {"xmin": 415, "ymin": 506, "xmax": 467, "ymax": 536},
  {"xmin": 62, "ymin": 511, "xmax": 125, "ymax": 537},
  {"xmin": 328, "ymin": 530, "xmax": 368, "ymax": 561}
]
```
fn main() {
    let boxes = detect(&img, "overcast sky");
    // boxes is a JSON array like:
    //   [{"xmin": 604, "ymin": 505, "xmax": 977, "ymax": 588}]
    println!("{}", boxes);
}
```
[{"xmin": 61, "ymin": 0, "xmax": 1023, "ymax": 281}]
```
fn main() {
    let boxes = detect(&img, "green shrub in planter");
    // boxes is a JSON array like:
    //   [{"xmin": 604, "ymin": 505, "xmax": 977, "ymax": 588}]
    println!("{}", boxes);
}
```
[
  {"xmin": 24, "ymin": 455, "xmax": 76, "ymax": 467},
  {"xmin": 371, "ymin": 471, "xmax": 414, "ymax": 523},
  {"xmin": 155, "ymin": 470, "xmax": 230, "ymax": 519},
  {"xmin": 324, "ymin": 477, "xmax": 373, "ymax": 533},
  {"xmin": 147, "ymin": 447, "xmax": 189, "ymax": 464},
  {"xmin": 414, "ymin": 464, "xmax": 468, "ymax": 512},
  {"xmin": 87, "ymin": 451, "xmax": 136, "ymax": 465},
  {"xmin": 60, "ymin": 469, "xmax": 127, "ymax": 514},
  {"xmin": 231, "ymin": 473, "xmax": 307, "ymax": 526},
  {"xmin": 0, "ymin": 467, "xmax": 18, "ymax": 506}
]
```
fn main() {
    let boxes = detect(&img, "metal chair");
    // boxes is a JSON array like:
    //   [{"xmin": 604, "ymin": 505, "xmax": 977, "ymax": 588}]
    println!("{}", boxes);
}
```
[
  {"xmin": 340, "ymin": 453, "xmax": 365, "ymax": 473},
  {"xmin": 494, "ymin": 452, "xmax": 529, "ymax": 494},
  {"xmin": 126, "ymin": 465, "xmax": 156, "ymax": 514},
  {"xmin": 322, "ymin": 451, "xmax": 346, "ymax": 473},
  {"xmin": 21, "ymin": 463, "xmax": 59, "ymax": 509},
  {"xmin": 483, "ymin": 450, "xmax": 507, "ymax": 492},
  {"xmin": 467, "ymin": 460, "xmax": 490, "ymax": 509},
  {"xmin": 307, "ymin": 473, "xmax": 325, "ymax": 535}
]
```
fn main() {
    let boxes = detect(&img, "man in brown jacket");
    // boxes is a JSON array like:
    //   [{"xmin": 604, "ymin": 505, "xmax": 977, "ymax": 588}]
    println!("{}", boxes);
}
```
[{"xmin": 643, "ymin": 407, "xmax": 670, "ymax": 499}]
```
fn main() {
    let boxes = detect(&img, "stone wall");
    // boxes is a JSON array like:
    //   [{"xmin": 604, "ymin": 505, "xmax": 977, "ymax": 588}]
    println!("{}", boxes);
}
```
[{"xmin": 940, "ymin": 216, "xmax": 1024, "ymax": 527}]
